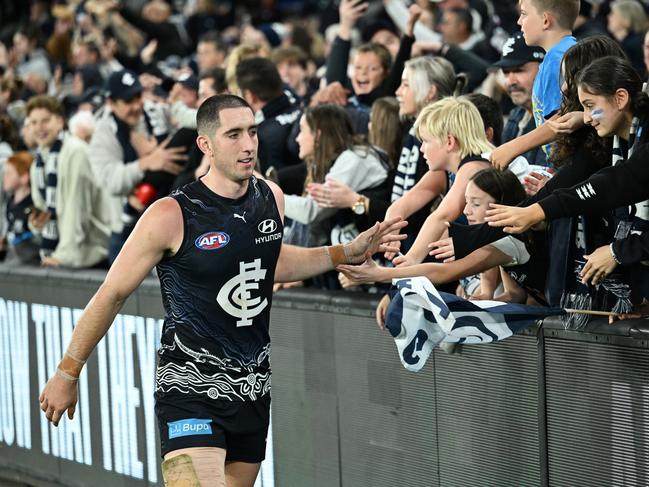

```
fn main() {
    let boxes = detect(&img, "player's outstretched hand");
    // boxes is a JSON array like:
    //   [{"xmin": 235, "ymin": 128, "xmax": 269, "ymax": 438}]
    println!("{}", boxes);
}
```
[
  {"xmin": 39, "ymin": 373, "xmax": 78, "ymax": 427},
  {"xmin": 346, "ymin": 217, "xmax": 407, "ymax": 263}
]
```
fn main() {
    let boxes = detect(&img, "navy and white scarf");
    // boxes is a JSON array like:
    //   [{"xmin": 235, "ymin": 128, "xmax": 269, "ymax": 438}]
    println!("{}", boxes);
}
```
[{"xmin": 34, "ymin": 133, "xmax": 64, "ymax": 257}]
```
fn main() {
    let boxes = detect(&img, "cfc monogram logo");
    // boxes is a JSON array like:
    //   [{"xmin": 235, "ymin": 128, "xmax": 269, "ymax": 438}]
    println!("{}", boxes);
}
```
[{"xmin": 216, "ymin": 259, "xmax": 268, "ymax": 327}]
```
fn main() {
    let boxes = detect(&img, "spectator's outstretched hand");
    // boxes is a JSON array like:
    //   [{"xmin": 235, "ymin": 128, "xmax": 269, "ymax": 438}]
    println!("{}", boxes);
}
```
[
  {"xmin": 346, "ymin": 217, "xmax": 407, "ymax": 264},
  {"xmin": 337, "ymin": 258, "xmax": 383, "ymax": 286},
  {"xmin": 490, "ymin": 143, "xmax": 517, "ymax": 171},
  {"xmin": 485, "ymin": 203, "xmax": 546, "ymax": 234},
  {"xmin": 547, "ymin": 111, "xmax": 584, "ymax": 135},
  {"xmin": 139, "ymin": 137, "xmax": 187, "ymax": 175},
  {"xmin": 339, "ymin": 0, "xmax": 369, "ymax": 39},
  {"xmin": 429, "ymin": 236, "xmax": 455, "ymax": 262},
  {"xmin": 307, "ymin": 177, "xmax": 357, "ymax": 208},
  {"xmin": 375, "ymin": 294, "xmax": 391, "ymax": 330},
  {"xmin": 309, "ymin": 81, "xmax": 350, "ymax": 107},
  {"xmin": 523, "ymin": 171, "xmax": 552, "ymax": 196},
  {"xmin": 140, "ymin": 39, "xmax": 158, "ymax": 65},
  {"xmin": 405, "ymin": 4, "xmax": 422, "ymax": 37}
]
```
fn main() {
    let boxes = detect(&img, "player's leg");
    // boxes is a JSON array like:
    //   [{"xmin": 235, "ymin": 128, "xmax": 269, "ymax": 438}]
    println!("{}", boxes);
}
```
[
  {"xmin": 222, "ymin": 403, "xmax": 269, "ymax": 487},
  {"xmin": 162, "ymin": 446, "xmax": 226, "ymax": 487},
  {"xmin": 224, "ymin": 461, "xmax": 261, "ymax": 487}
]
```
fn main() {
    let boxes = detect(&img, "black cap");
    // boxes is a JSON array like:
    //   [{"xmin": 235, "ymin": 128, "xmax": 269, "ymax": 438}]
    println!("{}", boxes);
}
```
[
  {"xmin": 177, "ymin": 72, "xmax": 199, "ymax": 92},
  {"xmin": 105, "ymin": 69, "xmax": 142, "ymax": 101},
  {"xmin": 490, "ymin": 32, "xmax": 545, "ymax": 71}
]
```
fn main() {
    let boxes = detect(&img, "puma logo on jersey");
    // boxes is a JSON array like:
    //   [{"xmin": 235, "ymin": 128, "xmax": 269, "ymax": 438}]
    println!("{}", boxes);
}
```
[{"xmin": 234, "ymin": 211, "xmax": 247, "ymax": 223}]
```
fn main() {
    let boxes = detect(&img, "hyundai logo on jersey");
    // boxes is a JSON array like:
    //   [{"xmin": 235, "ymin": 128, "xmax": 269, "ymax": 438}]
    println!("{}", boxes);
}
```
[
  {"xmin": 258, "ymin": 219, "xmax": 278, "ymax": 234},
  {"xmin": 195, "ymin": 232, "xmax": 230, "ymax": 250}
]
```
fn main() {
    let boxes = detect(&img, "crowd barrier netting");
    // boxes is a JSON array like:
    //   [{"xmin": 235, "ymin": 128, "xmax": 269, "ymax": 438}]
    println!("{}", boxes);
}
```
[{"xmin": 0, "ymin": 266, "xmax": 648, "ymax": 486}]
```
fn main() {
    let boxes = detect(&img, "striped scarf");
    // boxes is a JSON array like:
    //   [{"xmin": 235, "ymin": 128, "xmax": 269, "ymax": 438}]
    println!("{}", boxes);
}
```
[
  {"xmin": 34, "ymin": 133, "xmax": 64, "ymax": 257},
  {"xmin": 561, "ymin": 116, "xmax": 642, "ymax": 329}
]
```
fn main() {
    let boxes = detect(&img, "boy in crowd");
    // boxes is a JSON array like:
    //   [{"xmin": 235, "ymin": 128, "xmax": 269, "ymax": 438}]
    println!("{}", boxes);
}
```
[{"xmin": 491, "ymin": 0, "xmax": 579, "ymax": 169}]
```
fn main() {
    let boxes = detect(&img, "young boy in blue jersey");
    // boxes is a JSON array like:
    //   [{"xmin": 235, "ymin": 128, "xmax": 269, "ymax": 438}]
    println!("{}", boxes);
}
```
[{"xmin": 491, "ymin": 0, "xmax": 580, "ymax": 169}]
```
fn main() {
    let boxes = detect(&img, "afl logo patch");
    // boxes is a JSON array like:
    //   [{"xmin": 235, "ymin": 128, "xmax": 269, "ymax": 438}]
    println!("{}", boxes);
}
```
[
  {"xmin": 258, "ymin": 219, "xmax": 278, "ymax": 234},
  {"xmin": 195, "ymin": 232, "xmax": 230, "ymax": 250}
]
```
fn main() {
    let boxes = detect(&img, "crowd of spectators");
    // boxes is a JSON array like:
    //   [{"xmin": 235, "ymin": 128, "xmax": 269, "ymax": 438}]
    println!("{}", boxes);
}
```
[{"xmin": 1, "ymin": 0, "xmax": 649, "ymax": 322}]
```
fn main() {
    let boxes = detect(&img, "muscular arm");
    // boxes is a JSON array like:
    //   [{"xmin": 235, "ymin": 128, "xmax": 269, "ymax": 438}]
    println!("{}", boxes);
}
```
[
  {"xmin": 267, "ymin": 180, "xmax": 406, "ymax": 282},
  {"xmin": 268, "ymin": 179, "xmax": 337, "ymax": 281},
  {"xmin": 39, "ymin": 198, "xmax": 183, "ymax": 425},
  {"xmin": 66, "ymin": 197, "xmax": 183, "ymax": 360}
]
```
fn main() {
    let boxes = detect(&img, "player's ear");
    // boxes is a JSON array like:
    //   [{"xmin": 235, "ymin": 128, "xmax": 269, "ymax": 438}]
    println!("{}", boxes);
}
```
[{"xmin": 196, "ymin": 134, "xmax": 213, "ymax": 156}]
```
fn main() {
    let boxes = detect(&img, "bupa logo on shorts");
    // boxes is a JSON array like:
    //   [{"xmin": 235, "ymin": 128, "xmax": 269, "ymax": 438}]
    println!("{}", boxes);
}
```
[
  {"xmin": 195, "ymin": 232, "xmax": 230, "ymax": 250},
  {"xmin": 168, "ymin": 418, "xmax": 213, "ymax": 439},
  {"xmin": 258, "ymin": 219, "xmax": 278, "ymax": 234}
]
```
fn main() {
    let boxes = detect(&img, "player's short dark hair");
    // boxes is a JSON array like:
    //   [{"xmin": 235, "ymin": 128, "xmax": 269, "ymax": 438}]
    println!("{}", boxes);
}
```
[
  {"xmin": 196, "ymin": 94, "xmax": 252, "ymax": 137},
  {"xmin": 235, "ymin": 57, "xmax": 283, "ymax": 102}
]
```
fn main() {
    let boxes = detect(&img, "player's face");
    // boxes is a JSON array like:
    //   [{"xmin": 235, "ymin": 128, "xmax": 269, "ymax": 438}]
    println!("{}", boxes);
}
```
[{"xmin": 210, "ymin": 107, "xmax": 258, "ymax": 182}]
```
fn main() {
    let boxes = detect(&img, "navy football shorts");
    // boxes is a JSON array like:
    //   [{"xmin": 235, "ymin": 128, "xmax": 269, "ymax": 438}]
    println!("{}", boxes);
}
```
[{"xmin": 156, "ymin": 392, "xmax": 271, "ymax": 463}]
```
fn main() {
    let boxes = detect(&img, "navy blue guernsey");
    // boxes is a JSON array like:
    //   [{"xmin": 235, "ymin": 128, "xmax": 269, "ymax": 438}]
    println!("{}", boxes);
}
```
[{"xmin": 155, "ymin": 176, "xmax": 283, "ymax": 402}]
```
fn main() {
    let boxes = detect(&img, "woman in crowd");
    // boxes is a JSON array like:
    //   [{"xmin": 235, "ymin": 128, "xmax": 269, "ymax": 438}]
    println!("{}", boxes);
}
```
[
  {"xmin": 282, "ymin": 104, "xmax": 389, "ymax": 288},
  {"xmin": 305, "ymin": 96, "xmax": 403, "ymax": 234}
]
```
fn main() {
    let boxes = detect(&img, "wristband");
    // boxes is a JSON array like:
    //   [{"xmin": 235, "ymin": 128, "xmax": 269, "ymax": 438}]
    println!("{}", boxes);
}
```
[
  {"xmin": 56, "ymin": 368, "xmax": 79, "ymax": 382},
  {"xmin": 326, "ymin": 244, "xmax": 349, "ymax": 267},
  {"xmin": 58, "ymin": 352, "xmax": 86, "ymax": 379}
]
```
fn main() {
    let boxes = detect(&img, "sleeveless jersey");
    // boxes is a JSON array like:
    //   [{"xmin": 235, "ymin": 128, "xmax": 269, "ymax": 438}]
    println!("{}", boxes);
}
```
[{"xmin": 155, "ymin": 176, "xmax": 283, "ymax": 402}]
